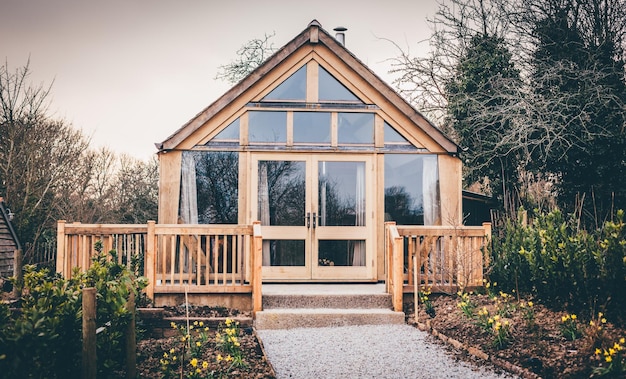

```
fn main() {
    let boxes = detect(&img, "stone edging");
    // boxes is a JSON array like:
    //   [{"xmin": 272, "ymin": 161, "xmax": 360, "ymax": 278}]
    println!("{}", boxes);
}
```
[
  {"xmin": 253, "ymin": 328, "xmax": 278, "ymax": 378},
  {"xmin": 415, "ymin": 320, "xmax": 542, "ymax": 379}
]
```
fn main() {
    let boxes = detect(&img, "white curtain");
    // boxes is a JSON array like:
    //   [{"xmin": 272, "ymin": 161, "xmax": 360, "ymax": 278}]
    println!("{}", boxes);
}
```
[
  {"xmin": 352, "ymin": 162, "xmax": 366, "ymax": 266},
  {"xmin": 422, "ymin": 156, "xmax": 440, "ymax": 225},
  {"xmin": 180, "ymin": 152, "xmax": 199, "ymax": 224},
  {"xmin": 259, "ymin": 163, "xmax": 271, "ymax": 265}
]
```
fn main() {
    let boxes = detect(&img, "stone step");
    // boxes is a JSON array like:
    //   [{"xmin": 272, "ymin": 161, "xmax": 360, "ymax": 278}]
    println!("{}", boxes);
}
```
[
  {"xmin": 254, "ymin": 308, "xmax": 405, "ymax": 330},
  {"xmin": 262, "ymin": 293, "xmax": 393, "ymax": 309}
]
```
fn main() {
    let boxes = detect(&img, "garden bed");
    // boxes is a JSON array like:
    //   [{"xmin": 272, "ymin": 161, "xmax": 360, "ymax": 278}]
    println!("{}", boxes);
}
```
[{"xmin": 406, "ymin": 292, "xmax": 625, "ymax": 379}]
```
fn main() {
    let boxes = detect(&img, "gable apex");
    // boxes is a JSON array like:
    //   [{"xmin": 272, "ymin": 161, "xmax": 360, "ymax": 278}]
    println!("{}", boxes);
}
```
[{"xmin": 157, "ymin": 21, "xmax": 458, "ymax": 154}]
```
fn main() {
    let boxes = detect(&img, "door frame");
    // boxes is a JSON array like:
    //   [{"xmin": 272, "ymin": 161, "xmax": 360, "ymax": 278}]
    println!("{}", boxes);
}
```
[{"xmin": 249, "ymin": 152, "xmax": 377, "ymax": 281}]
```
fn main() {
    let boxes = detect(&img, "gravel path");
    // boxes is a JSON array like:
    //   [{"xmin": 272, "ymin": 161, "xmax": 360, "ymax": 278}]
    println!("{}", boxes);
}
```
[{"xmin": 257, "ymin": 324, "xmax": 519, "ymax": 379}]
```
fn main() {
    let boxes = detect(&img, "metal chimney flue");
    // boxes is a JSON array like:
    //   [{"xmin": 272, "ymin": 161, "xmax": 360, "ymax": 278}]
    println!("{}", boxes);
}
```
[{"xmin": 334, "ymin": 26, "xmax": 347, "ymax": 45}]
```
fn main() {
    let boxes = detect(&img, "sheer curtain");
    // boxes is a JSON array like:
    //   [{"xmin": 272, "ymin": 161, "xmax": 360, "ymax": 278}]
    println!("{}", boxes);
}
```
[
  {"xmin": 180, "ymin": 152, "xmax": 199, "ymax": 224},
  {"xmin": 422, "ymin": 156, "xmax": 440, "ymax": 225},
  {"xmin": 352, "ymin": 162, "xmax": 366, "ymax": 266},
  {"xmin": 258, "ymin": 163, "xmax": 271, "ymax": 265}
]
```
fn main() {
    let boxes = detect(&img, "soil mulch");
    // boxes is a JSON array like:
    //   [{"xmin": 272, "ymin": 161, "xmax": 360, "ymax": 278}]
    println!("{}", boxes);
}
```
[{"xmin": 405, "ymin": 292, "xmax": 626, "ymax": 379}]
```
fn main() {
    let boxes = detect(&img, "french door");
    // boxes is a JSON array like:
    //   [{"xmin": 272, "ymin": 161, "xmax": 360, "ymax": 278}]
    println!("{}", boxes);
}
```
[{"xmin": 251, "ymin": 153, "xmax": 374, "ymax": 281}]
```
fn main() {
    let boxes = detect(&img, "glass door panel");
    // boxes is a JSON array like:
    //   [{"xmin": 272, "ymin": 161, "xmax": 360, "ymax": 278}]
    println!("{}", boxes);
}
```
[{"xmin": 253, "ymin": 153, "xmax": 374, "ymax": 281}]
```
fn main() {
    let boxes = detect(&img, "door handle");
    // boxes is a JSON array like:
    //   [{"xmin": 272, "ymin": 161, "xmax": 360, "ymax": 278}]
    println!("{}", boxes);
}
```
[
  {"xmin": 306, "ymin": 212, "xmax": 311, "ymax": 228},
  {"xmin": 312, "ymin": 212, "xmax": 317, "ymax": 229}
]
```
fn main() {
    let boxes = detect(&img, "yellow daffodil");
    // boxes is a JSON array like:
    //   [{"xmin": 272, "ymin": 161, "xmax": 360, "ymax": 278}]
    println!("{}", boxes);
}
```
[
  {"xmin": 595, "ymin": 348, "xmax": 602, "ymax": 355},
  {"xmin": 606, "ymin": 356, "xmax": 612, "ymax": 363},
  {"xmin": 202, "ymin": 361, "xmax": 209, "ymax": 369},
  {"xmin": 190, "ymin": 358, "xmax": 198, "ymax": 367},
  {"xmin": 528, "ymin": 301, "xmax": 533, "ymax": 307}
]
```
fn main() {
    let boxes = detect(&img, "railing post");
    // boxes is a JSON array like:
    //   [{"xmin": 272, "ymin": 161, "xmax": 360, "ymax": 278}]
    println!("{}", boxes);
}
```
[
  {"xmin": 12, "ymin": 249, "xmax": 23, "ymax": 298},
  {"xmin": 145, "ymin": 221, "xmax": 156, "ymax": 301},
  {"xmin": 384, "ymin": 222, "xmax": 396, "ymax": 293},
  {"xmin": 56, "ymin": 220, "xmax": 66, "ymax": 276},
  {"xmin": 252, "ymin": 221, "xmax": 263, "ymax": 314},
  {"xmin": 82, "ymin": 287, "xmax": 97, "ymax": 379},
  {"xmin": 392, "ymin": 232, "xmax": 404, "ymax": 312}
]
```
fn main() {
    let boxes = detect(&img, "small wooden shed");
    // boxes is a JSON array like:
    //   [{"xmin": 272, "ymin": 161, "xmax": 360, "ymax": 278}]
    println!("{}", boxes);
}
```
[
  {"xmin": 154, "ymin": 20, "xmax": 463, "ymax": 284},
  {"xmin": 0, "ymin": 197, "xmax": 21, "ymax": 278}
]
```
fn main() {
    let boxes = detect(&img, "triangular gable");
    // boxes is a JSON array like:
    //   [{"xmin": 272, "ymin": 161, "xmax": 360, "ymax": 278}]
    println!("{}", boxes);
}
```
[{"xmin": 157, "ymin": 20, "xmax": 458, "ymax": 154}]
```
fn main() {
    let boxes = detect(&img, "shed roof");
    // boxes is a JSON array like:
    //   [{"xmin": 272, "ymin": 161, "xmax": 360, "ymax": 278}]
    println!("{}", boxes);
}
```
[{"xmin": 157, "ymin": 20, "xmax": 458, "ymax": 154}]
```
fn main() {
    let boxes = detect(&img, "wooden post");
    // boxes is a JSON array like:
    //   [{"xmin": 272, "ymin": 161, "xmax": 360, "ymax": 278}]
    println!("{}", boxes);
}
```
[
  {"xmin": 389, "ymin": 224, "xmax": 404, "ymax": 312},
  {"xmin": 56, "ymin": 220, "xmax": 66, "ymax": 276},
  {"xmin": 125, "ymin": 290, "xmax": 136, "ymax": 379},
  {"xmin": 82, "ymin": 287, "xmax": 97, "ymax": 379},
  {"xmin": 12, "ymin": 249, "xmax": 23, "ymax": 298},
  {"xmin": 482, "ymin": 222, "xmax": 492, "ymax": 270},
  {"xmin": 252, "ymin": 221, "xmax": 263, "ymax": 314},
  {"xmin": 384, "ymin": 222, "xmax": 396, "ymax": 293},
  {"xmin": 145, "ymin": 221, "xmax": 156, "ymax": 301}
]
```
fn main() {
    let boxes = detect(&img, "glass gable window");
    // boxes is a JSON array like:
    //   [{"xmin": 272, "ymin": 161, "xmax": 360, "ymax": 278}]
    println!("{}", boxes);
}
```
[
  {"xmin": 337, "ymin": 113, "xmax": 374, "ymax": 144},
  {"xmin": 249, "ymin": 111, "xmax": 287, "ymax": 143},
  {"xmin": 384, "ymin": 154, "xmax": 440, "ymax": 225},
  {"xmin": 384, "ymin": 122, "xmax": 410, "ymax": 143},
  {"xmin": 208, "ymin": 118, "xmax": 240, "ymax": 143},
  {"xmin": 293, "ymin": 112, "xmax": 331, "ymax": 144},
  {"xmin": 262, "ymin": 65, "xmax": 307, "ymax": 101},
  {"xmin": 318, "ymin": 66, "xmax": 361, "ymax": 102},
  {"xmin": 180, "ymin": 151, "xmax": 239, "ymax": 224}
]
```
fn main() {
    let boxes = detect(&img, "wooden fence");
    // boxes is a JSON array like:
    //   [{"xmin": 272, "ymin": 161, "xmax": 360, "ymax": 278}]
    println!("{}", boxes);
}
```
[
  {"xmin": 56, "ymin": 220, "xmax": 263, "ymax": 312},
  {"xmin": 385, "ymin": 222, "xmax": 492, "ymax": 312}
]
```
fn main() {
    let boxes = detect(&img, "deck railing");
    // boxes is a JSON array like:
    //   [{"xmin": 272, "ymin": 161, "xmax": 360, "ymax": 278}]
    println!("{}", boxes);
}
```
[
  {"xmin": 56, "ymin": 220, "xmax": 263, "ymax": 312},
  {"xmin": 385, "ymin": 222, "xmax": 492, "ymax": 312}
]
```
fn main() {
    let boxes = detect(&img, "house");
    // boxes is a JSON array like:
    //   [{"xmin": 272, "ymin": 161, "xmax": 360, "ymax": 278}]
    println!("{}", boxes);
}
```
[
  {"xmin": 0, "ymin": 197, "xmax": 21, "ymax": 278},
  {"xmin": 156, "ymin": 20, "xmax": 462, "ymax": 284},
  {"xmin": 56, "ymin": 21, "xmax": 489, "ymax": 311}
]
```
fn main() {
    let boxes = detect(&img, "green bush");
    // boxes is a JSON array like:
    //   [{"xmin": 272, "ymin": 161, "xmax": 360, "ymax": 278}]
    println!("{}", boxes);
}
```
[
  {"xmin": 0, "ymin": 245, "xmax": 147, "ymax": 378},
  {"xmin": 490, "ymin": 209, "xmax": 625, "ymax": 321}
]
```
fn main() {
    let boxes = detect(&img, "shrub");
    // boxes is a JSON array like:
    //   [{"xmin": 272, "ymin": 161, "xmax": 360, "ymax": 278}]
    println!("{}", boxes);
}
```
[{"xmin": 490, "ymin": 208, "xmax": 626, "ymax": 320}]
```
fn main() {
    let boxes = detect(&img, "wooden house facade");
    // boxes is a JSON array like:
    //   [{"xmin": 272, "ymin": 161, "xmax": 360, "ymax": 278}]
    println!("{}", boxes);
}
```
[
  {"xmin": 155, "ymin": 20, "xmax": 463, "ymax": 284},
  {"xmin": 0, "ymin": 197, "xmax": 20, "ymax": 278}
]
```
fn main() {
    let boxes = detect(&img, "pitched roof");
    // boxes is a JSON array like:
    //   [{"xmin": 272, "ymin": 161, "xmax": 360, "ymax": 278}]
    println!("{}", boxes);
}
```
[{"xmin": 157, "ymin": 20, "xmax": 458, "ymax": 153}]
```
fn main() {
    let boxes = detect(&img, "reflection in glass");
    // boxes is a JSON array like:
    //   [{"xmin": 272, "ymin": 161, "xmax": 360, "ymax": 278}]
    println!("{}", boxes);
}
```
[
  {"xmin": 337, "ymin": 113, "xmax": 374, "ymax": 144},
  {"xmin": 318, "ymin": 240, "xmax": 365, "ymax": 266},
  {"xmin": 384, "ymin": 154, "xmax": 440, "ymax": 225},
  {"xmin": 264, "ymin": 240, "xmax": 305, "ymax": 266},
  {"xmin": 180, "ymin": 151, "xmax": 239, "ymax": 224},
  {"xmin": 318, "ymin": 66, "xmax": 361, "ymax": 102},
  {"xmin": 262, "ymin": 65, "xmax": 307, "ymax": 101},
  {"xmin": 318, "ymin": 161, "xmax": 366, "ymax": 227},
  {"xmin": 249, "ymin": 111, "xmax": 287, "ymax": 143},
  {"xmin": 293, "ymin": 112, "xmax": 331, "ymax": 144},
  {"xmin": 258, "ymin": 160, "xmax": 305, "ymax": 226},
  {"xmin": 211, "ymin": 118, "xmax": 240, "ymax": 142}
]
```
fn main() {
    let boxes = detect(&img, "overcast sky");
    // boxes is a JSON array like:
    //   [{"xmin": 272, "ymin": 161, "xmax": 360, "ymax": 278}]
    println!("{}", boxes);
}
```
[{"xmin": 2, "ymin": 0, "xmax": 438, "ymax": 160}]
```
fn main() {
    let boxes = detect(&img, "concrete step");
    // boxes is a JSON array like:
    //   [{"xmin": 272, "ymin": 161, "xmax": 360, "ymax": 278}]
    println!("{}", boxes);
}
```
[
  {"xmin": 255, "ymin": 308, "xmax": 406, "ymax": 330},
  {"xmin": 262, "ymin": 293, "xmax": 393, "ymax": 309}
]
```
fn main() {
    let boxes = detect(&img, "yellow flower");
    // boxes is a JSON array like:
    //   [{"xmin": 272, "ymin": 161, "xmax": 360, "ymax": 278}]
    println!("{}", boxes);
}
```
[
  {"xmin": 196, "ymin": 368, "xmax": 201, "ymax": 374},
  {"xmin": 528, "ymin": 301, "xmax": 533, "ymax": 307},
  {"xmin": 170, "ymin": 348, "xmax": 175, "ymax": 354},
  {"xmin": 601, "ymin": 318, "xmax": 607, "ymax": 324},
  {"xmin": 172, "ymin": 356, "xmax": 177, "ymax": 361},
  {"xmin": 595, "ymin": 348, "xmax": 602, "ymax": 355},
  {"xmin": 599, "ymin": 312, "xmax": 604, "ymax": 318},
  {"xmin": 193, "ymin": 321, "xmax": 199, "ymax": 326},
  {"xmin": 561, "ymin": 315, "xmax": 568, "ymax": 322},
  {"xmin": 217, "ymin": 354, "xmax": 223, "ymax": 361},
  {"xmin": 225, "ymin": 319, "xmax": 232, "ymax": 326},
  {"xmin": 620, "ymin": 338, "xmax": 625, "ymax": 344},
  {"xmin": 202, "ymin": 361, "xmax": 209, "ymax": 369},
  {"xmin": 163, "ymin": 352, "xmax": 169, "ymax": 358},
  {"xmin": 199, "ymin": 321, "xmax": 204, "ymax": 327},
  {"xmin": 571, "ymin": 314, "xmax": 577, "ymax": 320},
  {"xmin": 190, "ymin": 358, "xmax": 198, "ymax": 367},
  {"xmin": 196, "ymin": 341, "xmax": 202, "ymax": 347},
  {"xmin": 590, "ymin": 321, "xmax": 595, "ymax": 326},
  {"xmin": 225, "ymin": 355, "xmax": 233, "ymax": 362},
  {"xmin": 606, "ymin": 356, "xmax": 612, "ymax": 363},
  {"xmin": 170, "ymin": 321, "xmax": 177, "ymax": 329}
]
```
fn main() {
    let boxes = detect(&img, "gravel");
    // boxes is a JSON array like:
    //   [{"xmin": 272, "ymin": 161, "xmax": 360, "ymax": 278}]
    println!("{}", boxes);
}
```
[{"xmin": 257, "ymin": 324, "xmax": 519, "ymax": 379}]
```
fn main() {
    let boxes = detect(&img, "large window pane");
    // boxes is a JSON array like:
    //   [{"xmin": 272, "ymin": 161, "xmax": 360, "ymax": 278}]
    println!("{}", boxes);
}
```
[
  {"xmin": 258, "ymin": 160, "xmax": 306, "ymax": 226},
  {"xmin": 263, "ymin": 240, "xmax": 305, "ymax": 266},
  {"xmin": 319, "ymin": 240, "xmax": 365, "ymax": 266},
  {"xmin": 180, "ymin": 151, "xmax": 239, "ymax": 224},
  {"xmin": 337, "ymin": 113, "xmax": 374, "ymax": 144},
  {"xmin": 318, "ymin": 66, "xmax": 361, "ymax": 102},
  {"xmin": 318, "ymin": 161, "xmax": 366, "ymax": 226},
  {"xmin": 384, "ymin": 154, "xmax": 440, "ymax": 225},
  {"xmin": 249, "ymin": 111, "xmax": 287, "ymax": 143},
  {"xmin": 262, "ymin": 65, "xmax": 307, "ymax": 101},
  {"xmin": 293, "ymin": 112, "xmax": 331, "ymax": 144}
]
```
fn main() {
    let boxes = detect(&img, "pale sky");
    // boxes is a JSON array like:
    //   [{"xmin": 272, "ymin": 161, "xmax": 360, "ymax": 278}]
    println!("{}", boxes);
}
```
[{"xmin": 2, "ymin": 0, "xmax": 437, "ymax": 160}]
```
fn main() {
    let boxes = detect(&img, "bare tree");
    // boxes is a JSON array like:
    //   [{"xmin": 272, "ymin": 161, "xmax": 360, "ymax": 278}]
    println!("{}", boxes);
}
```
[
  {"xmin": 0, "ymin": 60, "xmax": 89, "ymax": 246},
  {"xmin": 215, "ymin": 32, "xmax": 277, "ymax": 84}
]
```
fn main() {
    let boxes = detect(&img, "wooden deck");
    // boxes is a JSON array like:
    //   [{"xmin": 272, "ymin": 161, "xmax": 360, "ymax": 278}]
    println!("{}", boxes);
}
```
[{"xmin": 55, "ymin": 220, "xmax": 490, "ymax": 314}]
